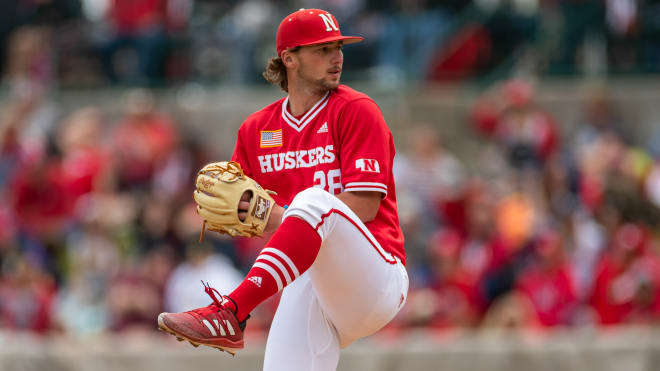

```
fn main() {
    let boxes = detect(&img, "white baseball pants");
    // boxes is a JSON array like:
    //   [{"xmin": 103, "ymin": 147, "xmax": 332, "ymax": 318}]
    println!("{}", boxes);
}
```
[{"xmin": 263, "ymin": 188, "xmax": 408, "ymax": 371}]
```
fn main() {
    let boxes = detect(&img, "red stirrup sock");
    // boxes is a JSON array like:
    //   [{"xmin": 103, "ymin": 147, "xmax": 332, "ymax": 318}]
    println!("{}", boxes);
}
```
[{"xmin": 226, "ymin": 216, "xmax": 321, "ymax": 322}]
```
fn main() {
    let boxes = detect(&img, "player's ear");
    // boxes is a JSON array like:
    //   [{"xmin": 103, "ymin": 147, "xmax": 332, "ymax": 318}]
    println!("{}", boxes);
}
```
[{"xmin": 282, "ymin": 51, "xmax": 297, "ymax": 68}]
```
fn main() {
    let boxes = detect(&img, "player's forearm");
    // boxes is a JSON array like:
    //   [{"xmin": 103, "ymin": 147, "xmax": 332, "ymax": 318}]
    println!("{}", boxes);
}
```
[
  {"xmin": 265, "ymin": 203, "xmax": 286, "ymax": 233},
  {"xmin": 336, "ymin": 191, "xmax": 381, "ymax": 223}
]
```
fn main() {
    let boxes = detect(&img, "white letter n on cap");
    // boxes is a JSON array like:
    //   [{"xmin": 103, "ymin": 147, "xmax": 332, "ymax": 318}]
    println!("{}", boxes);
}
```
[{"xmin": 319, "ymin": 13, "xmax": 339, "ymax": 31}]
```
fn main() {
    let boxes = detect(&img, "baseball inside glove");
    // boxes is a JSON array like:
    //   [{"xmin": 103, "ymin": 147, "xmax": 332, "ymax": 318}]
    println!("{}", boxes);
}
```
[{"xmin": 193, "ymin": 161, "xmax": 275, "ymax": 240}]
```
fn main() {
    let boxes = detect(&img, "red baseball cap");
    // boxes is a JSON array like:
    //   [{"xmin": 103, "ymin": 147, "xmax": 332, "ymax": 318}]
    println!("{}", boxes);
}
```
[{"xmin": 276, "ymin": 9, "xmax": 363, "ymax": 56}]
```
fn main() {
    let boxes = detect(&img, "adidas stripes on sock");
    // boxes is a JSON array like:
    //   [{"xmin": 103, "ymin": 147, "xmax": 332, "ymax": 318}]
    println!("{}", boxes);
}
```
[{"xmin": 227, "ymin": 216, "xmax": 321, "ymax": 322}]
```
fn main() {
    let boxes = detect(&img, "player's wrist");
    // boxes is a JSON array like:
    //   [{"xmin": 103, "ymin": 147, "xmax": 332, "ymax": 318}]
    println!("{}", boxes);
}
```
[{"xmin": 265, "ymin": 204, "xmax": 285, "ymax": 233}]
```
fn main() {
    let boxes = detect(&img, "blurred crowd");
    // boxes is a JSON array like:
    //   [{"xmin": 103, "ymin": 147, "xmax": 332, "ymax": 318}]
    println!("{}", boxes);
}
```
[
  {"xmin": 395, "ymin": 79, "xmax": 660, "ymax": 329},
  {"xmin": 3, "ymin": 76, "xmax": 660, "ymax": 336},
  {"xmin": 0, "ymin": 86, "xmax": 248, "ymax": 335},
  {"xmin": 2, "ymin": 0, "xmax": 660, "ymax": 339},
  {"xmin": 3, "ymin": 0, "xmax": 660, "ymax": 89}
]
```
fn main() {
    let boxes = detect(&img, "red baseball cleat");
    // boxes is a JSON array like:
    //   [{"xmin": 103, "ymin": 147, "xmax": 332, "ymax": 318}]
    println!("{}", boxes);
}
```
[{"xmin": 157, "ymin": 282, "xmax": 248, "ymax": 355}]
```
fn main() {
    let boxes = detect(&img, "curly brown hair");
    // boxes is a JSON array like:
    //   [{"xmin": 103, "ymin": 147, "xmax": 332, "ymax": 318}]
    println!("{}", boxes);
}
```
[
  {"xmin": 262, "ymin": 57, "xmax": 288, "ymax": 92},
  {"xmin": 262, "ymin": 47, "xmax": 300, "ymax": 92}
]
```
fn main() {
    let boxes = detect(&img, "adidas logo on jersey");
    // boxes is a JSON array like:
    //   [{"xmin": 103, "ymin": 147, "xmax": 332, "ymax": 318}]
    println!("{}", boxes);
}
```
[
  {"xmin": 248, "ymin": 276, "xmax": 262, "ymax": 287},
  {"xmin": 317, "ymin": 122, "xmax": 328, "ymax": 134}
]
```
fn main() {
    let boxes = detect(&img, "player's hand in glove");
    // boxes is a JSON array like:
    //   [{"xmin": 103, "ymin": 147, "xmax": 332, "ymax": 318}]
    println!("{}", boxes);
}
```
[{"xmin": 194, "ymin": 161, "xmax": 276, "ymax": 239}]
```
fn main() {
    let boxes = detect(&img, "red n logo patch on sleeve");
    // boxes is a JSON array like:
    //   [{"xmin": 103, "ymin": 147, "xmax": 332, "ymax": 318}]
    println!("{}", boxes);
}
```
[{"xmin": 355, "ymin": 159, "xmax": 380, "ymax": 173}]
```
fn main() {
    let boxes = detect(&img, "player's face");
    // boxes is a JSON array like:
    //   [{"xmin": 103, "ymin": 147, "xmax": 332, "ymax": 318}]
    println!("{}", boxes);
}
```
[{"xmin": 295, "ymin": 41, "xmax": 344, "ymax": 91}]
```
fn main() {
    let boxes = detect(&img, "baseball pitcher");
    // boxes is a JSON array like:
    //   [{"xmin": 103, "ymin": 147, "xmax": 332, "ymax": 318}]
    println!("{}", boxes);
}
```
[{"xmin": 158, "ymin": 8, "xmax": 408, "ymax": 371}]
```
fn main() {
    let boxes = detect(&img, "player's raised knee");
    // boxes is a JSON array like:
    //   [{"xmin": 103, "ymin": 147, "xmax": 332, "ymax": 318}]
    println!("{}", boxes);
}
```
[
  {"xmin": 299, "ymin": 186, "xmax": 330, "ymax": 199},
  {"xmin": 289, "ymin": 187, "xmax": 331, "ymax": 207}
]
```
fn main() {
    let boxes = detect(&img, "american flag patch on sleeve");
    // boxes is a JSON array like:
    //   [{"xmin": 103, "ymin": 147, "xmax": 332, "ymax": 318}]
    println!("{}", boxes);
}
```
[{"xmin": 260, "ymin": 129, "xmax": 283, "ymax": 148}]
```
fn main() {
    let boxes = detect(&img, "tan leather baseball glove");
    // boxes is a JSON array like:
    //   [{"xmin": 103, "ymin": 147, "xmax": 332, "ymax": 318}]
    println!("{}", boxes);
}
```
[{"xmin": 193, "ymin": 161, "xmax": 275, "ymax": 239}]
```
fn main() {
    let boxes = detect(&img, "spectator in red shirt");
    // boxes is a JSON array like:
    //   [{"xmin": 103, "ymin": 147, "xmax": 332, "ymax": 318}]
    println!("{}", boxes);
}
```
[
  {"xmin": 99, "ymin": 0, "xmax": 174, "ymax": 83},
  {"xmin": 0, "ymin": 255, "xmax": 56, "ymax": 333},
  {"xmin": 515, "ymin": 231, "xmax": 579, "ymax": 327},
  {"xmin": 10, "ymin": 154, "xmax": 73, "ymax": 236},
  {"xmin": 471, "ymin": 79, "xmax": 559, "ymax": 170},
  {"xmin": 406, "ymin": 228, "xmax": 480, "ymax": 328},
  {"xmin": 111, "ymin": 89, "xmax": 177, "ymax": 189},
  {"xmin": 590, "ymin": 223, "xmax": 660, "ymax": 325},
  {"xmin": 9, "ymin": 107, "xmax": 109, "ymax": 236},
  {"xmin": 56, "ymin": 107, "xmax": 109, "ymax": 202}
]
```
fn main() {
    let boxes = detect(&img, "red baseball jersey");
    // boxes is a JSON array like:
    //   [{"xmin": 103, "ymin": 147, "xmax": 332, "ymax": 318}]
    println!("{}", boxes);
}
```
[{"xmin": 231, "ymin": 85, "xmax": 405, "ymax": 264}]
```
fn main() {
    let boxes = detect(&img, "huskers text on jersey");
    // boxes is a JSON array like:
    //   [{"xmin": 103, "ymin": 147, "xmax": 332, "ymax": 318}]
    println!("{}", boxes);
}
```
[{"xmin": 258, "ymin": 145, "xmax": 336, "ymax": 173}]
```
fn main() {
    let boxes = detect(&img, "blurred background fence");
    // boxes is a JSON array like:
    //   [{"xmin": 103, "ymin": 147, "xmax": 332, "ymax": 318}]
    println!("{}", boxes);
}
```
[{"xmin": 3, "ymin": 0, "xmax": 660, "ymax": 370}]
